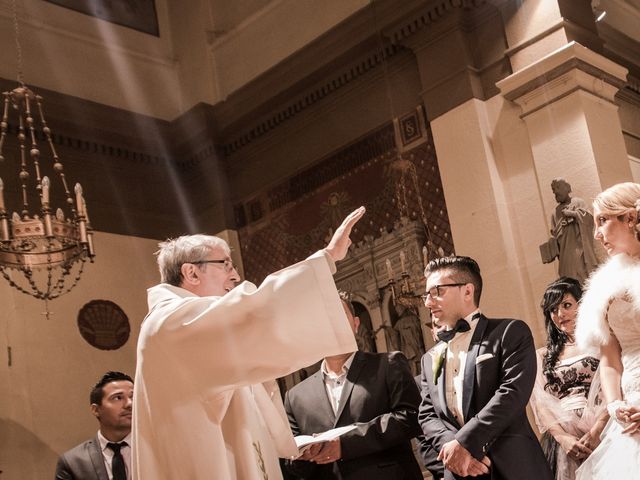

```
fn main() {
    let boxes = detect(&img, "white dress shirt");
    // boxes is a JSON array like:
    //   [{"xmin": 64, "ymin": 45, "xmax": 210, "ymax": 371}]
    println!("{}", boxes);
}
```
[
  {"xmin": 97, "ymin": 430, "xmax": 132, "ymax": 480},
  {"xmin": 444, "ymin": 310, "xmax": 480, "ymax": 426},
  {"xmin": 321, "ymin": 352, "xmax": 356, "ymax": 415}
]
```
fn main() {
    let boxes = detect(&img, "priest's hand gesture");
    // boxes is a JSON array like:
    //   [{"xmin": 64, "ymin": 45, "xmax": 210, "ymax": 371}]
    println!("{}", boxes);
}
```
[{"xmin": 325, "ymin": 206, "xmax": 366, "ymax": 262}]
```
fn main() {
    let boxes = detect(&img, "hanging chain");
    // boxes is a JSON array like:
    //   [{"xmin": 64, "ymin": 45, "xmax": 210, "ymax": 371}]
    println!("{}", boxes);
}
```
[
  {"xmin": 11, "ymin": 0, "xmax": 25, "ymax": 86},
  {"xmin": 370, "ymin": 0, "xmax": 396, "ymax": 121}
]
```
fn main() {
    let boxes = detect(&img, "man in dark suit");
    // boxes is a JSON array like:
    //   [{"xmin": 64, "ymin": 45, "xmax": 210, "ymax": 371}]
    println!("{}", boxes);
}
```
[
  {"xmin": 418, "ymin": 256, "xmax": 551, "ymax": 480},
  {"xmin": 55, "ymin": 371, "xmax": 133, "ymax": 480},
  {"xmin": 284, "ymin": 293, "xmax": 423, "ymax": 479},
  {"xmin": 413, "ymin": 374, "xmax": 444, "ymax": 480}
]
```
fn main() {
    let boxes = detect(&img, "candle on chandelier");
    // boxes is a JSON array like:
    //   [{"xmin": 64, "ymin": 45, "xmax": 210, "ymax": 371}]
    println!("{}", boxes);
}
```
[
  {"xmin": 422, "ymin": 246, "xmax": 428, "ymax": 267},
  {"xmin": 0, "ymin": 217, "xmax": 8, "ymax": 241},
  {"xmin": 41, "ymin": 176, "xmax": 50, "ymax": 205},
  {"xmin": 0, "ymin": 179, "xmax": 8, "ymax": 241},
  {"xmin": 400, "ymin": 250, "xmax": 407, "ymax": 273},
  {"xmin": 82, "ymin": 198, "xmax": 91, "ymax": 225},
  {"xmin": 0, "ymin": 177, "xmax": 5, "ymax": 211},
  {"xmin": 74, "ymin": 183, "xmax": 85, "ymax": 217}
]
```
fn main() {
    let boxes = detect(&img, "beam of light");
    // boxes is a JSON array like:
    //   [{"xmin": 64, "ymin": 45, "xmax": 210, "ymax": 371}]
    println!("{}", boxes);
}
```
[
  {"xmin": 34, "ymin": 13, "xmax": 198, "ymax": 236},
  {"xmin": 89, "ymin": 18, "xmax": 198, "ymax": 234}
]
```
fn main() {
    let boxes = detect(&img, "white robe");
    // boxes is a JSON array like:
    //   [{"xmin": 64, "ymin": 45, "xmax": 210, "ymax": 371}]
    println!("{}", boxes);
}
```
[{"xmin": 131, "ymin": 250, "xmax": 357, "ymax": 479}]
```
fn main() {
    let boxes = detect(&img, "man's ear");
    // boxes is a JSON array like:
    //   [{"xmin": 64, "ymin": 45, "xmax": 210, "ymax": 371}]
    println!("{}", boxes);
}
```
[
  {"xmin": 353, "ymin": 316, "xmax": 361, "ymax": 334},
  {"xmin": 90, "ymin": 403, "xmax": 100, "ymax": 419},
  {"xmin": 180, "ymin": 263, "xmax": 200, "ymax": 286},
  {"xmin": 464, "ymin": 283, "xmax": 475, "ymax": 302}
]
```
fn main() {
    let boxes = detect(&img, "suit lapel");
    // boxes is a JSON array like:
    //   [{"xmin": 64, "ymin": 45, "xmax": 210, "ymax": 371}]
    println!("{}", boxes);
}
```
[
  {"xmin": 334, "ymin": 352, "xmax": 364, "ymax": 426},
  {"xmin": 310, "ymin": 371, "xmax": 336, "ymax": 426},
  {"xmin": 89, "ymin": 436, "xmax": 109, "ymax": 480},
  {"xmin": 437, "ymin": 349, "xmax": 449, "ymax": 417},
  {"xmin": 462, "ymin": 314, "xmax": 488, "ymax": 421}
]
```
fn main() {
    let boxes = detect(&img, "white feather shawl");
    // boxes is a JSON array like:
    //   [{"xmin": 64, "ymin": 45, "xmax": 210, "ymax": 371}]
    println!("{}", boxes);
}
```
[{"xmin": 577, "ymin": 253, "xmax": 640, "ymax": 349}]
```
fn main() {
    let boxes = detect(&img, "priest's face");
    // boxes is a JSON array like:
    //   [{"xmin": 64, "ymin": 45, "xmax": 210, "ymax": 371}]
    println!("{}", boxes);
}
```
[
  {"xmin": 193, "ymin": 246, "xmax": 241, "ymax": 297},
  {"xmin": 424, "ymin": 269, "xmax": 471, "ymax": 329}
]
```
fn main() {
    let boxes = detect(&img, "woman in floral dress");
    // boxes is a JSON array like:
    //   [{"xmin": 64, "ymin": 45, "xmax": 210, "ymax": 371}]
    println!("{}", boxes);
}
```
[{"xmin": 530, "ymin": 277, "xmax": 606, "ymax": 479}]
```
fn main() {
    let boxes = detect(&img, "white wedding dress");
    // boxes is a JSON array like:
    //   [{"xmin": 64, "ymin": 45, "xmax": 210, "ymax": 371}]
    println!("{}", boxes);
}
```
[{"xmin": 576, "ymin": 256, "xmax": 640, "ymax": 479}]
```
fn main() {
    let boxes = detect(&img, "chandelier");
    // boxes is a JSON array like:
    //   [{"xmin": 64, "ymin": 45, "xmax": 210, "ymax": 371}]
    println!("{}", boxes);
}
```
[
  {"xmin": 0, "ymin": 1, "xmax": 95, "ymax": 301},
  {"xmin": 384, "ymin": 136, "xmax": 444, "ymax": 311},
  {"xmin": 368, "ymin": 0, "xmax": 444, "ymax": 311}
]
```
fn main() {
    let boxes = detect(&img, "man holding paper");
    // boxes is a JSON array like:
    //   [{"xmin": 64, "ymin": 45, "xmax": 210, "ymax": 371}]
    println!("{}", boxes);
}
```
[{"xmin": 284, "ymin": 292, "xmax": 423, "ymax": 479}]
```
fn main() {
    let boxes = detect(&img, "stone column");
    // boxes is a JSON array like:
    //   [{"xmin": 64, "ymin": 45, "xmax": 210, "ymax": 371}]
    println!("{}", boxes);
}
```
[
  {"xmin": 491, "ymin": 0, "xmax": 603, "ymax": 73},
  {"xmin": 427, "ymin": 97, "xmax": 549, "ymax": 338},
  {"xmin": 497, "ymin": 41, "xmax": 630, "ymax": 203}
]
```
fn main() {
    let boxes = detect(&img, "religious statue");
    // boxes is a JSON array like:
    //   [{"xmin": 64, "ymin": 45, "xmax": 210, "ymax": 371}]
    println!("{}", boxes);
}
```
[
  {"xmin": 355, "ymin": 322, "xmax": 377, "ymax": 353},
  {"xmin": 539, "ymin": 178, "xmax": 600, "ymax": 284},
  {"xmin": 375, "ymin": 323, "xmax": 400, "ymax": 352},
  {"xmin": 393, "ymin": 304, "xmax": 426, "ymax": 376}
]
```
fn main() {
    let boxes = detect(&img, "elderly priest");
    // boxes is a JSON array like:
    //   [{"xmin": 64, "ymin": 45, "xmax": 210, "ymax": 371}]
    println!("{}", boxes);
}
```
[{"xmin": 131, "ymin": 207, "xmax": 365, "ymax": 480}]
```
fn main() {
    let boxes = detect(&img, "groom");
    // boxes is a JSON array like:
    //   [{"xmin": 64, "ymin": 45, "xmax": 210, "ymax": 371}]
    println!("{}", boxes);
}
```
[{"xmin": 418, "ymin": 256, "xmax": 551, "ymax": 479}]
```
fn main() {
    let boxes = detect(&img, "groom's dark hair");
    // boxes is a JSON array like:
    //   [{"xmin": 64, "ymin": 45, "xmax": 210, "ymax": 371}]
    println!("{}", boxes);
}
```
[{"xmin": 424, "ymin": 256, "xmax": 483, "ymax": 306}]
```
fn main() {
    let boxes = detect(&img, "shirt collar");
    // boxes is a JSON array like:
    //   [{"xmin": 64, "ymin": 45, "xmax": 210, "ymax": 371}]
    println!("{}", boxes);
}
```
[
  {"xmin": 465, "ymin": 309, "xmax": 481, "ymax": 324},
  {"xmin": 97, "ymin": 430, "xmax": 132, "ymax": 452},
  {"xmin": 321, "ymin": 352, "xmax": 356, "ymax": 378},
  {"xmin": 442, "ymin": 310, "xmax": 481, "ymax": 332}
]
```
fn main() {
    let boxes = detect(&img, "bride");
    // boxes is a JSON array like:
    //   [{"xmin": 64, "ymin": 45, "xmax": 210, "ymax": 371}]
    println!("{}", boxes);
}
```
[{"xmin": 576, "ymin": 182, "xmax": 640, "ymax": 479}]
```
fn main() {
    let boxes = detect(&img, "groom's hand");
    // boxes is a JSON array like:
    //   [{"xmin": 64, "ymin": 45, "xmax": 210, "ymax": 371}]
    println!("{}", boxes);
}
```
[{"xmin": 438, "ymin": 439, "xmax": 490, "ymax": 476}]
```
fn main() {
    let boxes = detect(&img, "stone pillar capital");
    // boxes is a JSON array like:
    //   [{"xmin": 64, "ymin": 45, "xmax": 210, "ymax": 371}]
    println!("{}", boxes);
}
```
[{"xmin": 497, "ymin": 41, "xmax": 628, "ymax": 117}]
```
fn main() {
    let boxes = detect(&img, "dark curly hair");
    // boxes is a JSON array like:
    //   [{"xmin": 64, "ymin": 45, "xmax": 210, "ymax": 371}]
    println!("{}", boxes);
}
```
[{"xmin": 540, "ymin": 277, "xmax": 582, "ymax": 392}]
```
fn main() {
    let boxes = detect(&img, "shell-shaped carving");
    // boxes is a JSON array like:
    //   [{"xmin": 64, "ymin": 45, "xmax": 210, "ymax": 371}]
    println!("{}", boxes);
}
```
[{"xmin": 77, "ymin": 300, "xmax": 130, "ymax": 350}]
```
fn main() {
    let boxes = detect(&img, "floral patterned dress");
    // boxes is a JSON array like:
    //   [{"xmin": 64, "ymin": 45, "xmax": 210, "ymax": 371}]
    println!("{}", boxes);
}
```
[{"xmin": 530, "ymin": 350, "xmax": 601, "ymax": 480}]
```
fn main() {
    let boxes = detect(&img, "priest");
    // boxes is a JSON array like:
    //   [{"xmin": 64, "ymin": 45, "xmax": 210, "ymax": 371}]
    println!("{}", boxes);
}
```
[{"xmin": 131, "ymin": 207, "xmax": 365, "ymax": 480}]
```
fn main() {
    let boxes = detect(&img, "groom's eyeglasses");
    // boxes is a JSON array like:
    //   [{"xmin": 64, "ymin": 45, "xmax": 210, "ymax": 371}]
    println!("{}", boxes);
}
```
[{"xmin": 421, "ymin": 283, "xmax": 467, "ymax": 302}]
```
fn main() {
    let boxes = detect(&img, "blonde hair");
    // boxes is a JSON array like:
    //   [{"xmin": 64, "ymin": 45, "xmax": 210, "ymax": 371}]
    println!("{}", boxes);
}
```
[{"xmin": 593, "ymin": 182, "xmax": 640, "ymax": 217}]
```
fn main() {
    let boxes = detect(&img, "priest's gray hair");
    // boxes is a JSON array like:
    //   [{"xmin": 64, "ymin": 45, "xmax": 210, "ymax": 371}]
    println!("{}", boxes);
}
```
[{"xmin": 156, "ymin": 234, "xmax": 230, "ymax": 287}]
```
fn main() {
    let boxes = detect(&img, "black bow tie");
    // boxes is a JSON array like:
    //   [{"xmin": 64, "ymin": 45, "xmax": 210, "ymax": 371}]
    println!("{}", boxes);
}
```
[{"xmin": 437, "ymin": 318, "xmax": 471, "ymax": 343}]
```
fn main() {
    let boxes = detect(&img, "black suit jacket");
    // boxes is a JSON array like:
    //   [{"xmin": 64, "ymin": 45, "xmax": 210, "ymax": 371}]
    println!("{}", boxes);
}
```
[
  {"xmin": 54, "ymin": 435, "xmax": 108, "ymax": 480},
  {"xmin": 418, "ymin": 315, "xmax": 552, "ymax": 480},
  {"xmin": 284, "ymin": 351, "xmax": 423, "ymax": 480},
  {"xmin": 413, "ymin": 374, "xmax": 444, "ymax": 479}
]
